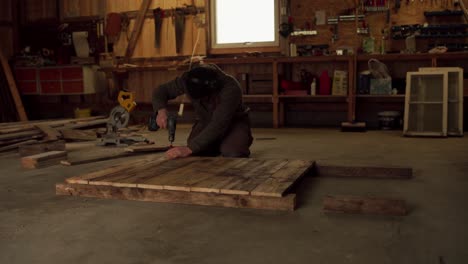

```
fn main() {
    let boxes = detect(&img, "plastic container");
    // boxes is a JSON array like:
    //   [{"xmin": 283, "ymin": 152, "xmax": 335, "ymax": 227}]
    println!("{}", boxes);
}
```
[{"xmin": 378, "ymin": 111, "xmax": 402, "ymax": 130}]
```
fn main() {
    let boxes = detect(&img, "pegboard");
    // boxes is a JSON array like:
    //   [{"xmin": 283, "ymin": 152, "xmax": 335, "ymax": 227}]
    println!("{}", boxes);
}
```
[{"xmin": 289, "ymin": 0, "xmax": 468, "ymax": 53}]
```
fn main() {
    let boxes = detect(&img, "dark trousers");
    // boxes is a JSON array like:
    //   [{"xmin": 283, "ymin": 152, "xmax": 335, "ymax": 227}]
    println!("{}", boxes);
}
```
[{"xmin": 187, "ymin": 115, "xmax": 253, "ymax": 158}]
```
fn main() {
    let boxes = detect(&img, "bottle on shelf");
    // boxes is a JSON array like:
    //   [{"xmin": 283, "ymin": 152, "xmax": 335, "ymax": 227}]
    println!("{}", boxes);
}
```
[{"xmin": 310, "ymin": 78, "xmax": 316, "ymax": 95}]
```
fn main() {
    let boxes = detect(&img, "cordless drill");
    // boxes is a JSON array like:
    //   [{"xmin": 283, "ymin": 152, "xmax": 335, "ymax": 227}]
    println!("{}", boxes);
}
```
[
  {"xmin": 148, "ymin": 112, "xmax": 177, "ymax": 146},
  {"xmin": 167, "ymin": 115, "xmax": 177, "ymax": 147}
]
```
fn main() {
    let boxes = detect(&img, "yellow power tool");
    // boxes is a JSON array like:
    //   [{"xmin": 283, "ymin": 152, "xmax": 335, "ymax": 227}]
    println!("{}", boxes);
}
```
[{"xmin": 98, "ymin": 91, "xmax": 147, "ymax": 146}]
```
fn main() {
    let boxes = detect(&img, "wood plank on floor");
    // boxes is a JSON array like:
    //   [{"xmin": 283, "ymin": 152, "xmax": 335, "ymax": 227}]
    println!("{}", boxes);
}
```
[
  {"xmin": 251, "ymin": 160, "xmax": 315, "ymax": 197},
  {"xmin": 316, "ymin": 164, "xmax": 412, "ymax": 179},
  {"xmin": 56, "ymin": 183, "xmax": 296, "ymax": 211},
  {"xmin": 62, "ymin": 157, "xmax": 314, "ymax": 198},
  {"xmin": 323, "ymin": 195, "xmax": 408, "ymax": 216},
  {"xmin": 21, "ymin": 150, "xmax": 67, "ymax": 169},
  {"xmin": 19, "ymin": 140, "xmax": 65, "ymax": 157}
]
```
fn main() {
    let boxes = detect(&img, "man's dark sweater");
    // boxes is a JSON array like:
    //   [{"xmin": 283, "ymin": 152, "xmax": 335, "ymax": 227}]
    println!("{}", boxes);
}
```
[{"xmin": 152, "ymin": 64, "xmax": 250, "ymax": 154}]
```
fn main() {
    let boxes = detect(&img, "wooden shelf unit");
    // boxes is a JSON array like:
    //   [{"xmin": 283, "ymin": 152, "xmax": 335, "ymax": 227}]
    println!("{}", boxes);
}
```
[{"xmin": 103, "ymin": 52, "xmax": 468, "ymax": 128}]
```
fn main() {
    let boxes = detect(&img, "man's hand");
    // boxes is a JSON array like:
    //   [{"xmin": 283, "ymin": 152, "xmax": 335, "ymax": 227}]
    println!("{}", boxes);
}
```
[
  {"xmin": 156, "ymin": 108, "xmax": 168, "ymax": 129},
  {"xmin": 165, "ymin": 146, "xmax": 193, "ymax": 160}
]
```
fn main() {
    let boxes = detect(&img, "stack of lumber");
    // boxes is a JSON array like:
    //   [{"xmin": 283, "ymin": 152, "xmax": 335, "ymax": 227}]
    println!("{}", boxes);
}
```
[{"xmin": 0, "ymin": 116, "xmax": 108, "ymax": 152}]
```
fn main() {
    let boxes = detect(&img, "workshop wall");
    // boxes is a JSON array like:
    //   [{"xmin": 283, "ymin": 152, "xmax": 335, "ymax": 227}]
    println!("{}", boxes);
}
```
[
  {"xmin": 290, "ymin": 0, "xmax": 468, "ymax": 53},
  {"xmin": 61, "ymin": 0, "xmax": 206, "ymax": 58},
  {"xmin": 0, "ymin": 0, "xmax": 14, "ymax": 57},
  {"xmin": 21, "ymin": 0, "xmax": 58, "ymax": 22}
]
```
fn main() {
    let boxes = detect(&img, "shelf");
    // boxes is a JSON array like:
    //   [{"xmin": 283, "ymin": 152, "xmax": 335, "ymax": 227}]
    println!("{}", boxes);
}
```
[
  {"xmin": 356, "ymin": 94, "xmax": 405, "ymax": 103},
  {"xmin": 409, "ymin": 101, "xmax": 443, "ymax": 104},
  {"xmin": 204, "ymin": 57, "xmax": 275, "ymax": 65},
  {"xmin": 278, "ymin": 95, "xmax": 347, "ymax": 103},
  {"xmin": 242, "ymin": 94, "xmax": 273, "ymax": 103},
  {"xmin": 276, "ymin": 55, "xmax": 352, "ymax": 63},
  {"xmin": 357, "ymin": 95, "xmax": 405, "ymax": 97},
  {"xmin": 357, "ymin": 53, "xmax": 433, "ymax": 61},
  {"xmin": 424, "ymin": 10, "xmax": 464, "ymax": 17}
]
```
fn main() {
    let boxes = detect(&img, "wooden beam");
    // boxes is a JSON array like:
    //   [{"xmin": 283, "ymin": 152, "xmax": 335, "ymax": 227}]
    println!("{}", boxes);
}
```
[
  {"xmin": 60, "ymin": 129, "xmax": 97, "ymax": 141},
  {"xmin": 323, "ymin": 195, "xmax": 408, "ymax": 216},
  {"xmin": 56, "ymin": 183, "xmax": 296, "ymax": 211},
  {"xmin": 18, "ymin": 140, "xmax": 65, "ymax": 157},
  {"xmin": 61, "ymin": 151, "xmax": 130, "ymax": 166},
  {"xmin": 124, "ymin": 144, "xmax": 170, "ymax": 153},
  {"xmin": 315, "ymin": 164, "xmax": 412, "ymax": 179},
  {"xmin": 35, "ymin": 124, "xmax": 62, "ymax": 140},
  {"xmin": 124, "ymin": 0, "xmax": 152, "ymax": 60},
  {"xmin": 0, "ymin": 48, "xmax": 27, "ymax": 121},
  {"xmin": 21, "ymin": 150, "xmax": 68, "ymax": 169}
]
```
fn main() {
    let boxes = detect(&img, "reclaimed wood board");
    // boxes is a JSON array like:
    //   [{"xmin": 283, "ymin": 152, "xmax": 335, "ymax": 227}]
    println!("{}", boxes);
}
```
[
  {"xmin": 323, "ymin": 195, "xmax": 408, "ymax": 216},
  {"xmin": 124, "ymin": 144, "xmax": 171, "ymax": 153},
  {"xmin": 56, "ymin": 183, "xmax": 296, "ymax": 211},
  {"xmin": 65, "ymin": 156, "xmax": 314, "ymax": 197},
  {"xmin": 21, "ymin": 150, "xmax": 68, "ymax": 169},
  {"xmin": 19, "ymin": 140, "xmax": 66, "ymax": 157},
  {"xmin": 315, "ymin": 165, "xmax": 413, "ymax": 179},
  {"xmin": 58, "ymin": 156, "xmax": 314, "ymax": 210}
]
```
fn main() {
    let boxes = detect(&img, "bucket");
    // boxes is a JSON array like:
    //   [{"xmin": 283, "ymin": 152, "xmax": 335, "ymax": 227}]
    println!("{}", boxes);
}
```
[
  {"xmin": 74, "ymin": 108, "xmax": 91, "ymax": 118},
  {"xmin": 378, "ymin": 111, "xmax": 402, "ymax": 130}
]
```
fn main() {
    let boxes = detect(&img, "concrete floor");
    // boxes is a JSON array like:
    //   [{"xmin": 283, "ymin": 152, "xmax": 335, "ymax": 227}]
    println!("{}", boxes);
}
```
[{"xmin": 1, "ymin": 126, "xmax": 467, "ymax": 264}]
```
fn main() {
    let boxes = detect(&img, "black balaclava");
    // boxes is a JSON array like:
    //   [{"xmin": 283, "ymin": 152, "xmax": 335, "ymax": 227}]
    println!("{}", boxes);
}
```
[{"xmin": 184, "ymin": 66, "xmax": 219, "ymax": 99}]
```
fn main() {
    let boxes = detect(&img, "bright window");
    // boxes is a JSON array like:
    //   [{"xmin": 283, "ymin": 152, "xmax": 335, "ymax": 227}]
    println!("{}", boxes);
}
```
[{"xmin": 210, "ymin": 0, "xmax": 279, "ymax": 49}]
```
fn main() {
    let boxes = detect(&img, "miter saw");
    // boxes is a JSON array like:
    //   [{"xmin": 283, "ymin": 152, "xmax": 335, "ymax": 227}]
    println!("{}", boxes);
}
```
[{"xmin": 97, "ymin": 91, "xmax": 149, "ymax": 147}]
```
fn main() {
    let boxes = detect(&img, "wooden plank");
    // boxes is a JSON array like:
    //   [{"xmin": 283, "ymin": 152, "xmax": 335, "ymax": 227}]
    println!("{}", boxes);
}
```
[
  {"xmin": 0, "ymin": 130, "xmax": 42, "ymax": 141},
  {"xmin": 124, "ymin": 144, "xmax": 170, "ymax": 153},
  {"xmin": 0, "ymin": 139, "xmax": 38, "ymax": 152},
  {"xmin": 158, "ymin": 158, "xmax": 236, "ymax": 192},
  {"xmin": 35, "ymin": 124, "xmax": 62, "ymax": 140},
  {"xmin": 65, "ymin": 154, "xmax": 163, "ymax": 184},
  {"xmin": 61, "ymin": 149, "xmax": 130, "ymax": 166},
  {"xmin": 60, "ymin": 119, "xmax": 108, "ymax": 130},
  {"xmin": 220, "ymin": 159, "xmax": 290, "ymax": 195},
  {"xmin": 56, "ymin": 183, "xmax": 296, "ymax": 211},
  {"xmin": 315, "ymin": 165, "xmax": 413, "ymax": 179},
  {"xmin": 124, "ymin": 0, "xmax": 152, "ymax": 59},
  {"xmin": 21, "ymin": 150, "xmax": 67, "ymax": 169},
  {"xmin": 135, "ymin": 157, "xmax": 201, "ymax": 190},
  {"xmin": 323, "ymin": 195, "xmax": 408, "ymax": 216},
  {"xmin": 0, "ymin": 48, "xmax": 27, "ymax": 121},
  {"xmin": 19, "ymin": 140, "xmax": 66, "ymax": 157},
  {"xmin": 251, "ymin": 160, "xmax": 315, "ymax": 197},
  {"xmin": 60, "ymin": 128, "xmax": 97, "ymax": 141},
  {"xmin": 189, "ymin": 158, "xmax": 251, "ymax": 193}
]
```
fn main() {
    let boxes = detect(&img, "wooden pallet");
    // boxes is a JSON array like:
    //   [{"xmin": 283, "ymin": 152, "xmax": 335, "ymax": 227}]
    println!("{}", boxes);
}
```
[{"xmin": 56, "ymin": 155, "xmax": 315, "ymax": 211}]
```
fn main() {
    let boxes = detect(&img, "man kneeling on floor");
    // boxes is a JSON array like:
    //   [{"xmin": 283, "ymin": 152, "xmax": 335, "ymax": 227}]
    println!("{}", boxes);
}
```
[{"xmin": 152, "ymin": 63, "xmax": 253, "ymax": 160}]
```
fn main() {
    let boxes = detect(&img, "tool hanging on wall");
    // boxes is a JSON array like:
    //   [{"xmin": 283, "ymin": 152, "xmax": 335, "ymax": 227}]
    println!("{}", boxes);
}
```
[
  {"xmin": 174, "ymin": 8, "xmax": 186, "ymax": 54},
  {"xmin": 153, "ymin": 8, "xmax": 165, "ymax": 48}
]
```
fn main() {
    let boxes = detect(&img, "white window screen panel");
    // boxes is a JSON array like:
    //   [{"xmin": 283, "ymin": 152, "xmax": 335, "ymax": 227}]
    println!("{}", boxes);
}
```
[
  {"xmin": 404, "ymin": 72, "xmax": 448, "ymax": 137},
  {"xmin": 212, "ymin": 0, "xmax": 278, "ymax": 47},
  {"xmin": 419, "ymin": 67, "xmax": 464, "ymax": 136}
]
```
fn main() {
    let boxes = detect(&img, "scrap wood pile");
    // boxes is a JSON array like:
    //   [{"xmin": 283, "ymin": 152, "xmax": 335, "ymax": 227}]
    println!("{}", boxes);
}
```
[{"xmin": 0, "ymin": 116, "xmax": 109, "ymax": 153}]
